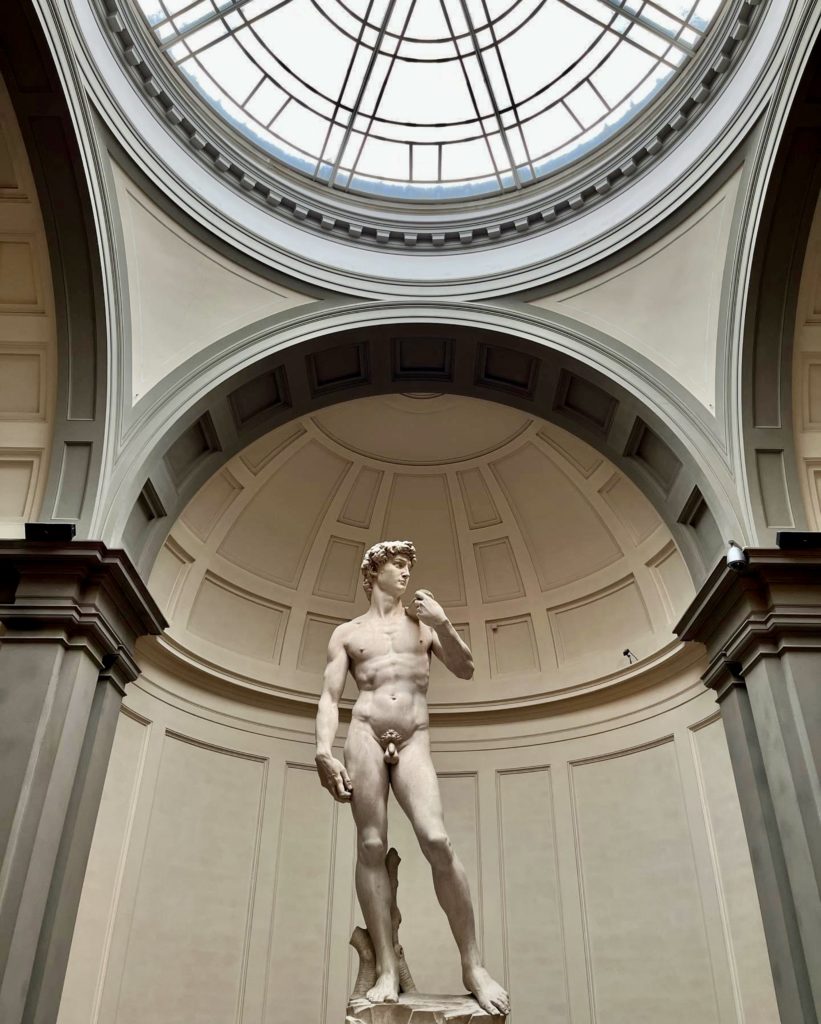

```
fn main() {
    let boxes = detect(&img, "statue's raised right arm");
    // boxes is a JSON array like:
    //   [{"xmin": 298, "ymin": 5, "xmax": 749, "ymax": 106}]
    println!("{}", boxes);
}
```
[{"xmin": 411, "ymin": 589, "xmax": 474, "ymax": 680}]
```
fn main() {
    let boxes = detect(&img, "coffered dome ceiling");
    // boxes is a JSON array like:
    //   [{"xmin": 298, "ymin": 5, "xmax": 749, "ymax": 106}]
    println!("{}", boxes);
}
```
[{"xmin": 147, "ymin": 394, "xmax": 695, "ymax": 712}]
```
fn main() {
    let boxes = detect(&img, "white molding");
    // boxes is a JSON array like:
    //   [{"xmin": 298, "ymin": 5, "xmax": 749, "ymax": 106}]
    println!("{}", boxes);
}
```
[{"xmin": 50, "ymin": 0, "xmax": 807, "ymax": 298}]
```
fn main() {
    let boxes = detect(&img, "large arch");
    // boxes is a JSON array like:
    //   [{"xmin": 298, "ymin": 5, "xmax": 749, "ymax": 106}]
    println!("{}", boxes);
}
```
[
  {"xmin": 3, "ymin": 0, "xmax": 819, "ymax": 558},
  {"xmin": 98, "ymin": 308, "xmax": 746, "ymax": 583}
]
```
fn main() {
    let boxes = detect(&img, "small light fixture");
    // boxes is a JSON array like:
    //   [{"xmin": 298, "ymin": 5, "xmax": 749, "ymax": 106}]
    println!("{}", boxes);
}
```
[{"xmin": 726, "ymin": 540, "xmax": 748, "ymax": 572}]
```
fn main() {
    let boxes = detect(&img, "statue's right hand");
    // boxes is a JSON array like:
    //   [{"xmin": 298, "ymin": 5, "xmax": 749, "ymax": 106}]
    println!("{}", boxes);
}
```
[{"xmin": 315, "ymin": 753, "xmax": 353, "ymax": 802}]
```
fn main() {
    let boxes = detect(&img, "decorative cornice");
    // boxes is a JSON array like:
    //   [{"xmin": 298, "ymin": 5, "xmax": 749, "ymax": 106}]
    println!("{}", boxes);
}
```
[
  {"xmin": 0, "ymin": 541, "xmax": 166, "ymax": 684},
  {"xmin": 54, "ymin": 0, "xmax": 813, "ymax": 298},
  {"xmin": 138, "ymin": 631, "xmax": 702, "ymax": 726},
  {"xmin": 96, "ymin": 0, "xmax": 764, "ymax": 251},
  {"xmin": 675, "ymin": 547, "xmax": 821, "ymax": 691}
]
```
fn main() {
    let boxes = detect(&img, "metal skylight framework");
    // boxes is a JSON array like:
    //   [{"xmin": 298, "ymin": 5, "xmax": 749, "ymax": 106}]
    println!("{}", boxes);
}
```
[{"xmin": 134, "ymin": 0, "xmax": 724, "ymax": 200}]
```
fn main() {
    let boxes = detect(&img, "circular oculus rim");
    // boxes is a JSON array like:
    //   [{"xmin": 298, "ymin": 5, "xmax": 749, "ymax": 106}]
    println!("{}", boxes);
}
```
[{"xmin": 102, "ymin": 0, "xmax": 762, "ymax": 251}]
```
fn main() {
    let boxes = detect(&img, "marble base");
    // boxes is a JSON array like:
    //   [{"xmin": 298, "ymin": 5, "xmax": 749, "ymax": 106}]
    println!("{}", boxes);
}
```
[{"xmin": 346, "ymin": 992, "xmax": 505, "ymax": 1023}]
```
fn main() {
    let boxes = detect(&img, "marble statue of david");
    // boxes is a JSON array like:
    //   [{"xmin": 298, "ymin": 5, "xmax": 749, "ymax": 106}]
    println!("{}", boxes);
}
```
[{"xmin": 315, "ymin": 540, "xmax": 510, "ymax": 1017}]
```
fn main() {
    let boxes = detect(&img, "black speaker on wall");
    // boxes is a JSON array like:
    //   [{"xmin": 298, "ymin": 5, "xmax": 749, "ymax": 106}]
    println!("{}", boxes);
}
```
[
  {"xmin": 776, "ymin": 531, "xmax": 821, "ymax": 550},
  {"xmin": 24, "ymin": 523, "xmax": 76, "ymax": 542}
]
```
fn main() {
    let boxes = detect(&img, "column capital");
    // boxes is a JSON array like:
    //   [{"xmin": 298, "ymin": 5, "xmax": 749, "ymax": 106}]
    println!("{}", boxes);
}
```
[
  {"xmin": 675, "ymin": 548, "xmax": 821, "ymax": 696},
  {"xmin": 0, "ymin": 540, "xmax": 166, "ymax": 688}
]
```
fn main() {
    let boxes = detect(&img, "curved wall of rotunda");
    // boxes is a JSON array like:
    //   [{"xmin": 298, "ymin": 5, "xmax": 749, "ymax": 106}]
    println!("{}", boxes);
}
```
[
  {"xmin": 146, "ymin": 395, "xmax": 696, "ymax": 708},
  {"xmin": 58, "ymin": 396, "xmax": 778, "ymax": 1024}
]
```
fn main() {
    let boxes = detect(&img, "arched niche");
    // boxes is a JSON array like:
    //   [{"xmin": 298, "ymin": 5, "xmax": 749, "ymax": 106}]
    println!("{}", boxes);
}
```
[
  {"xmin": 110, "ymin": 320, "xmax": 742, "ymax": 586},
  {"xmin": 63, "ymin": 392, "xmax": 778, "ymax": 1024},
  {"xmin": 0, "ymin": 70, "xmax": 58, "ymax": 535},
  {"xmin": 0, "ymin": 5, "xmax": 108, "ymax": 536},
  {"xmin": 740, "ymin": 27, "xmax": 821, "ymax": 540}
]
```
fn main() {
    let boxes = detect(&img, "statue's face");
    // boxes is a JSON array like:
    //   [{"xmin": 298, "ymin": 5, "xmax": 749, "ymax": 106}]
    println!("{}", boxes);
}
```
[{"xmin": 374, "ymin": 554, "xmax": 412, "ymax": 598}]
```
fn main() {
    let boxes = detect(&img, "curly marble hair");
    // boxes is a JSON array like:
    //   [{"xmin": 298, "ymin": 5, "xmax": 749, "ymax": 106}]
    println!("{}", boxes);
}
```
[{"xmin": 360, "ymin": 540, "xmax": 416, "ymax": 596}]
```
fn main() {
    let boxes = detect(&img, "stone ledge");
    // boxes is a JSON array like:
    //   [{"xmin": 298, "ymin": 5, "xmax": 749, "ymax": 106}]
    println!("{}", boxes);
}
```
[
  {"xmin": 0, "ymin": 541, "xmax": 166, "ymax": 686},
  {"xmin": 674, "ymin": 547, "xmax": 821, "ymax": 692},
  {"xmin": 346, "ymin": 993, "xmax": 504, "ymax": 1023}
]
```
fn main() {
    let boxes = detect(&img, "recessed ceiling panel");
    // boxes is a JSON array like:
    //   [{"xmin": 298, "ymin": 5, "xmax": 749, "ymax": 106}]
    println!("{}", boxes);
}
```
[{"xmin": 313, "ymin": 394, "xmax": 529, "ymax": 464}]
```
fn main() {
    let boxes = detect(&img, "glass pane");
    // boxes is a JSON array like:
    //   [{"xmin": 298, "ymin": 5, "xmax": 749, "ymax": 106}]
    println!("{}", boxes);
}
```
[{"xmin": 132, "ymin": 0, "xmax": 727, "ymax": 200}]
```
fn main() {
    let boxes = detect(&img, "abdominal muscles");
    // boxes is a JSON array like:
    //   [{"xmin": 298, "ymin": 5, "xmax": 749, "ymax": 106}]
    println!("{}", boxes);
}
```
[{"xmin": 350, "ymin": 651, "xmax": 430, "ymax": 737}]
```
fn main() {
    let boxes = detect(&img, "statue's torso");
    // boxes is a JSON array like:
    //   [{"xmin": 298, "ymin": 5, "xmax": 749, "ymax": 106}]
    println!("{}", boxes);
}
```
[{"xmin": 343, "ymin": 611, "xmax": 432, "ymax": 738}]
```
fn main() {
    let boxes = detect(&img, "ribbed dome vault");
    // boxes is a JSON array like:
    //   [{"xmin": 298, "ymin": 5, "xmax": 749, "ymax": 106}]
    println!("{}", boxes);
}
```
[{"xmin": 148, "ymin": 394, "xmax": 695, "ymax": 712}]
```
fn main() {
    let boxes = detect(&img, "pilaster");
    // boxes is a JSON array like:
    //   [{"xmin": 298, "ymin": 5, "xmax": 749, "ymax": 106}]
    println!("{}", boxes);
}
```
[
  {"xmin": 0, "ymin": 541, "xmax": 165, "ymax": 1024},
  {"xmin": 676, "ymin": 549, "xmax": 821, "ymax": 1024}
]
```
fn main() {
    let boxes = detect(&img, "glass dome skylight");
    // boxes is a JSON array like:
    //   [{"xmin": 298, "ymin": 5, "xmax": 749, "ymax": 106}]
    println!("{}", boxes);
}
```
[{"xmin": 134, "ymin": 0, "xmax": 724, "ymax": 200}]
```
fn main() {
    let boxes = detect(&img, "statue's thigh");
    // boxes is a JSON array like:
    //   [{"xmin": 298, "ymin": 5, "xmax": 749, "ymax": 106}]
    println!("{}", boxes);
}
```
[
  {"xmin": 391, "ymin": 734, "xmax": 446, "ymax": 835},
  {"xmin": 345, "ymin": 727, "xmax": 389, "ymax": 832}
]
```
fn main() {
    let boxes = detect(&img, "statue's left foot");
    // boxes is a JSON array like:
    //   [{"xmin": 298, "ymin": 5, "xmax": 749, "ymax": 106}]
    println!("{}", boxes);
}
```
[
  {"xmin": 366, "ymin": 969, "xmax": 399, "ymax": 1004},
  {"xmin": 463, "ymin": 965, "xmax": 510, "ymax": 1017}
]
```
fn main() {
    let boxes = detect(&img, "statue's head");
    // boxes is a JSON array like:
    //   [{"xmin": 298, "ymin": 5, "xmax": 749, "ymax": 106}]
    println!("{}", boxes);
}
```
[{"xmin": 361, "ymin": 540, "xmax": 416, "ymax": 598}]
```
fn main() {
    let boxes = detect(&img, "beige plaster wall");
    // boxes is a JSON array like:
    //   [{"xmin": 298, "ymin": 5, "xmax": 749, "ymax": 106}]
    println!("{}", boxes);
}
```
[
  {"xmin": 110, "ymin": 163, "xmax": 315, "ymax": 403},
  {"xmin": 0, "ymin": 73, "xmax": 57, "ymax": 537},
  {"xmin": 530, "ymin": 169, "xmax": 742, "ymax": 414},
  {"xmin": 58, "ymin": 654, "xmax": 778, "ymax": 1024},
  {"xmin": 793, "ymin": 192, "xmax": 821, "ymax": 526}
]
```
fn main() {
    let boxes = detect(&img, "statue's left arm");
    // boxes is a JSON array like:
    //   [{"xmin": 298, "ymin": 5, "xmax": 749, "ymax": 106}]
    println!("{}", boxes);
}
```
[{"xmin": 412, "ymin": 590, "xmax": 474, "ymax": 680}]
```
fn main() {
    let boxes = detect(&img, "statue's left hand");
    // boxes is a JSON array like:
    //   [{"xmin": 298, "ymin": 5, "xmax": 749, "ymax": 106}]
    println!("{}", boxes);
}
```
[{"xmin": 411, "ymin": 589, "xmax": 447, "ymax": 628}]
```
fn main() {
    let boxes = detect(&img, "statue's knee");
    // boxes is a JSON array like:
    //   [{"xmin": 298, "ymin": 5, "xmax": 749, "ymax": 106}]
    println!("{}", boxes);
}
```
[
  {"xmin": 358, "ymin": 832, "xmax": 387, "ymax": 867},
  {"xmin": 420, "ymin": 831, "xmax": 453, "ymax": 868}
]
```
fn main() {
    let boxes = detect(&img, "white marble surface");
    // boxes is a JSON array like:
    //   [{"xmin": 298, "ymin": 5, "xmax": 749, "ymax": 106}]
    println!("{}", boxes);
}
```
[{"xmin": 346, "ymin": 992, "xmax": 505, "ymax": 1023}]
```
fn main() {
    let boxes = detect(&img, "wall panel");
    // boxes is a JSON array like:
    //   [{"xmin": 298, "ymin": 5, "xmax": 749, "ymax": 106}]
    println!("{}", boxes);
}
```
[
  {"xmin": 113, "ymin": 734, "xmax": 266, "ymax": 1024},
  {"xmin": 265, "ymin": 764, "xmax": 338, "ymax": 1022},
  {"xmin": 0, "ymin": 452, "xmax": 36, "ymax": 518},
  {"xmin": 187, "ymin": 572, "xmax": 289, "ymax": 661},
  {"xmin": 570, "ymin": 740, "xmax": 721, "ymax": 1024},
  {"xmin": 547, "ymin": 575, "xmax": 653, "ymax": 668},
  {"xmin": 498, "ymin": 768, "xmax": 569, "ymax": 1024},
  {"xmin": 58, "ymin": 710, "xmax": 151, "ymax": 1024}
]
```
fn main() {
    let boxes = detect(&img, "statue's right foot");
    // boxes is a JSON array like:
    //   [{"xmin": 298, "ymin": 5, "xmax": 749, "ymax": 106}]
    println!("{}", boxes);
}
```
[
  {"xmin": 366, "ymin": 970, "xmax": 399, "ymax": 1004},
  {"xmin": 463, "ymin": 964, "xmax": 510, "ymax": 1017}
]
